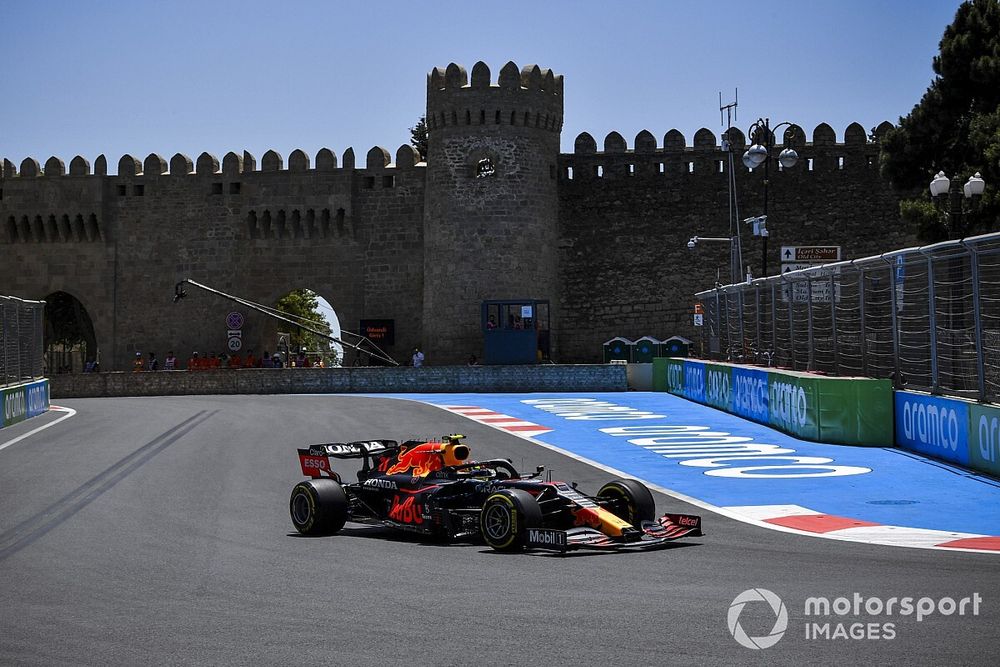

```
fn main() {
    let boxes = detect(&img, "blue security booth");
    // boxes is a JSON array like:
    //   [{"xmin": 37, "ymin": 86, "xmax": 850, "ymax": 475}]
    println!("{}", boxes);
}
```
[{"xmin": 482, "ymin": 299, "xmax": 550, "ymax": 365}]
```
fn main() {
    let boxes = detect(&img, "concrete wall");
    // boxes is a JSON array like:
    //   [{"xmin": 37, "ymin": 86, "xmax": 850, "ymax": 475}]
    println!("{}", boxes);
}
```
[{"xmin": 49, "ymin": 365, "xmax": 627, "ymax": 398}]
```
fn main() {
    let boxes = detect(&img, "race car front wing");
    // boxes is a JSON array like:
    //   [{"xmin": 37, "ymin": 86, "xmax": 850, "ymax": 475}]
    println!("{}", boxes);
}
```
[{"xmin": 524, "ymin": 513, "xmax": 703, "ymax": 553}]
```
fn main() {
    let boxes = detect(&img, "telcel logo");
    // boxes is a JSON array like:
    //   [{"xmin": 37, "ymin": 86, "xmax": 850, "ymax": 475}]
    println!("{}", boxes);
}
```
[{"xmin": 902, "ymin": 400, "xmax": 960, "ymax": 452}]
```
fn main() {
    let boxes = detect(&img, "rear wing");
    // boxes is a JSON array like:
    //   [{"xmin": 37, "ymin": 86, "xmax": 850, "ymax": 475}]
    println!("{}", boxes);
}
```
[
  {"xmin": 305, "ymin": 440, "xmax": 399, "ymax": 459},
  {"xmin": 297, "ymin": 439, "xmax": 400, "ymax": 479}
]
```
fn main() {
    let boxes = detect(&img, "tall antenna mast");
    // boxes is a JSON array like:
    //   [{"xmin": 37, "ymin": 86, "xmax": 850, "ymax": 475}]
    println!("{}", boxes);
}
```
[{"xmin": 719, "ymin": 89, "xmax": 743, "ymax": 285}]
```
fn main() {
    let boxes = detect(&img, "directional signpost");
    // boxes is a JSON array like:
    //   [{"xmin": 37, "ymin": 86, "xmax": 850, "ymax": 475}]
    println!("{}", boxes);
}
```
[{"xmin": 780, "ymin": 246, "xmax": 841, "ymax": 303}]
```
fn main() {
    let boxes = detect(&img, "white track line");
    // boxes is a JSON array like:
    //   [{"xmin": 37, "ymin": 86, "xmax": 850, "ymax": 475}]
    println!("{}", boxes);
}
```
[
  {"xmin": 405, "ymin": 399, "xmax": 998, "ymax": 556},
  {"xmin": 0, "ymin": 405, "xmax": 77, "ymax": 453}
]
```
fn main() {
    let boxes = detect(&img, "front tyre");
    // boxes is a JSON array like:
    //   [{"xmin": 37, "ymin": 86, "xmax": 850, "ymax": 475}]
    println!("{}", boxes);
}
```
[
  {"xmin": 289, "ymin": 479, "xmax": 349, "ymax": 536},
  {"xmin": 597, "ymin": 479, "xmax": 656, "ymax": 526},
  {"xmin": 480, "ymin": 489, "xmax": 542, "ymax": 552}
]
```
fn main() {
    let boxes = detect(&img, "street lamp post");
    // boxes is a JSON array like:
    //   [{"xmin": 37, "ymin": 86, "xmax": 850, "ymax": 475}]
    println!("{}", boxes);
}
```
[
  {"xmin": 742, "ymin": 118, "xmax": 799, "ymax": 277},
  {"xmin": 929, "ymin": 170, "xmax": 986, "ymax": 236},
  {"xmin": 929, "ymin": 170, "xmax": 986, "ymax": 394}
]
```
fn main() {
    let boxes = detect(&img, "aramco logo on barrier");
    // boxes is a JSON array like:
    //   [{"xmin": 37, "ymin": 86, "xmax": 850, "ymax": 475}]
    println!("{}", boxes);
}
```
[
  {"xmin": 770, "ymin": 381, "xmax": 808, "ymax": 430},
  {"xmin": 728, "ymin": 588, "xmax": 788, "ymax": 650}
]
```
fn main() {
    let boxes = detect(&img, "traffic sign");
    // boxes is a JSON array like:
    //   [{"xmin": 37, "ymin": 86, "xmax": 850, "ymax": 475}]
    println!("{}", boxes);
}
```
[
  {"xmin": 693, "ymin": 313, "xmax": 704, "ymax": 327},
  {"xmin": 780, "ymin": 246, "xmax": 841, "ymax": 263},
  {"xmin": 226, "ymin": 312, "xmax": 245, "ymax": 329},
  {"xmin": 228, "ymin": 337, "xmax": 242, "ymax": 352}
]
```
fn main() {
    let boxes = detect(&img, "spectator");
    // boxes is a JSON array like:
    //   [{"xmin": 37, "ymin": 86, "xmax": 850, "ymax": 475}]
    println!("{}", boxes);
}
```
[
  {"xmin": 148, "ymin": 351, "xmax": 159, "ymax": 371},
  {"xmin": 243, "ymin": 349, "xmax": 257, "ymax": 368},
  {"xmin": 468, "ymin": 354, "xmax": 479, "ymax": 366},
  {"xmin": 262, "ymin": 351, "xmax": 274, "ymax": 368},
  {"xmin": 272, "ymin": 353, "xmax": 284, "ymax": 368},
  {"xmin": 164, "ymin": 351, "xmax": 177, "ymax": 371},
  {"xmin": 229, "ymin": 352, "xmax": 243, "ymax": 369},
  {"xmin": 209, "ymin": 353, "xmax": 221, "ymax": 369},
  {"xmin": 133, "ymin": 352, "xmax": 145, "ymax": 372},
  {"xmin": 187, "ymin": 351, "xmax": 201, "ymax": 370},
  {"xmin": 486, "ymin": 315, "xmax": 497, "ymax": 330},
  {"xmin": 412, "ymin": 347, "xmax": 425, "ymax": 368},
  {"xmin": 295, "ymin": 349, "xmax": 309, "ymax": 368}
]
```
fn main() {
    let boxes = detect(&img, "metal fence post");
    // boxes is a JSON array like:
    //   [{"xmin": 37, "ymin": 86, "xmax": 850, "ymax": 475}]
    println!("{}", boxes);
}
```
[
  {"xmin": 830, "ymin": 272, "xmax": 838, "ymax": 374},
  {"xmin": 787, "ymin": 277, "xmax": 795, "ymax": 369},
  {"xmin": 924, "ymin": 252, "xmax": 940, "ymax": 392},
  {"xmin": 806, "ymin": 276, "xmax": 815, "ymax": 371},
  {"xmin": 858, "ymin": 265, "xmax": 868, "ymax": 377},
  {"xmin": 755, "ymin": 283, "xmax": 761, "ymax": 360},
  {"xmin": 882, "ymin": 256, "xmax": 901, "ymax": 386},
  {"xmin": 963, "ymin": 241, "xmax": 987, "ymax": 401},
  {"xmin": 770, "ymin": 281, "xmax": 777, "ymax": 362}
]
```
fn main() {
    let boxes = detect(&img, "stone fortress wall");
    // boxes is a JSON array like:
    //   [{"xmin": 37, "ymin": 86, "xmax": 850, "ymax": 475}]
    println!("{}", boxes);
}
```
[{"xmin": 0, "ymin": 60, "xmax": 911, "ymax": 368}]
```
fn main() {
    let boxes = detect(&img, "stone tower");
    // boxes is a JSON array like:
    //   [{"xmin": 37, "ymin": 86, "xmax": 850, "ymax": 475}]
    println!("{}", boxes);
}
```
[{"xmin": 422, "ymin": 61, "xmax": 564, "ymax": 364}]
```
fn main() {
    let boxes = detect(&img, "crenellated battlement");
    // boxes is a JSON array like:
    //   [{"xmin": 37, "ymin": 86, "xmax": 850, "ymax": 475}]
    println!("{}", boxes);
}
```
[
  {"xmin": 561, "ymin": 121, "xmax": 895, "ymax": 179},
  {"xmin": 425, "ymin": 61, "xmax": 564, "ymax": 134},
  {"xmin": 0, "ymin": 144, "xmax": 424, "ymax": 179}
]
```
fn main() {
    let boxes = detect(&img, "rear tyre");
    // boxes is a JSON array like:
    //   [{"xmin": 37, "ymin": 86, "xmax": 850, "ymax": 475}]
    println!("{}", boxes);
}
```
[
  {"xmin": 289, "ymin": 479, "xmax": 349, "ymax": 536},
  {"xmin": 597, "ymin": 479, "xmax": 656, "ymax": 525},
  {"xmin": 480, "ymin": 489, "xmax": 542, "ymax": 552}
]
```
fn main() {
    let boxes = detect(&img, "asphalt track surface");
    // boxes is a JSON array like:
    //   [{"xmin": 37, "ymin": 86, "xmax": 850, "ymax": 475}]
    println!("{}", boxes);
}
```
[{"xmin": 1, "ymin": 395, "xmax": 999, "ymax": 666}]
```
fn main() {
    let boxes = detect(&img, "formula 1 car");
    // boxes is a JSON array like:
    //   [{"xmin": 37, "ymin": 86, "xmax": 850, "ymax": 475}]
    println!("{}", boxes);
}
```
[{"xmin": 289, "ymin": 435, "xmax": 703, "ymax": 552}]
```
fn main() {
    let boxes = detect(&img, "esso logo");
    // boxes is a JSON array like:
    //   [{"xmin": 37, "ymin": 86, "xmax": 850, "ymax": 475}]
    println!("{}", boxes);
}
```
[{"xmin": 303, "ymin": 457, "xmax": 328, "ymax": 470}]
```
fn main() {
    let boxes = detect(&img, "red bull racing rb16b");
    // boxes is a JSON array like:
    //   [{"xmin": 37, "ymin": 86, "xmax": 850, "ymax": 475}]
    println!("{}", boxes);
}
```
[{"xmin": 289, "ymin": 435, "xmax": 703, "ymax": 552}]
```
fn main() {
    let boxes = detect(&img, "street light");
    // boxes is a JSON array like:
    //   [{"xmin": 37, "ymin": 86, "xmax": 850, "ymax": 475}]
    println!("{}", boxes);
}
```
[
  {"xmin": 686, "ymin": 236, "xmax": 748, "ymax": 283},
  {"xmin": 929, "ymin": 171, "xmax": 986, "ymax": 237},
  {"xmin": 743, "ymin": 118, "xmax": 799, "ymax": 277}
]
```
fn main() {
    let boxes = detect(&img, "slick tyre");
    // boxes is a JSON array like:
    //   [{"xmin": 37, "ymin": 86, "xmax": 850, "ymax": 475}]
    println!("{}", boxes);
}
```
[
  {"xmin": 289, "ymin": 479, "xmax": 349, "ymax": 536},
  {"xmin": 597, "ymin": 479, "xmax": 656, "ymax": 525},
  {"xmin": 480, "ymin": 489, "xmax": 542, "ymax": 552}
]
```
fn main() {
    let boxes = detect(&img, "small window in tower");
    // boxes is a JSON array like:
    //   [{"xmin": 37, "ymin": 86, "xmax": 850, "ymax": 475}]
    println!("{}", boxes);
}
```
[
  {"xmin": 117, "ymin": 185, "xmax": 127, "ymax": 197},
  {"xmin": 838, "ymin": 156, "xmax": 845, "ymax": 170},
  {"xmin": 365, "ymin": 176, "xmax": 375, "ymax": 189},
  {"xmin": 717, "ymin": 161, "xmax": 725, "ymax": 173},
  {"xmin": 480, "ymin": 109, "xmax": 486, "ymax": 125},
  {"xmin": 687, "ymin": 162, "xmax": 694, "ymax": 173},
  {"xmin": 867, "ymin": 155, "xmax": 876, "ymax": 167},
  {"xmin": 808, "ymin": 158, "xmax": 814, "ymax": 171},
  {"xmin": 567, "ymin": 166, "xmax": 574, "ymax": 180},
  {"xmin": 229, "ymin": 182, "xmax": 242, "ymax": 195},
  {"xmin": 383, "ymin": 175, "xmax": 395, "ymax": 188},
  {"xmin": 211, "ymin": 182, "xmax": 223, "ymax": 195},
  {"xmin": 659, "ymin": 162, "xmax": 665, "ymax": 174},
  {"xmin": 550, "ymin": 165, "xmax": 556, "ymax": 179},
  {"xmin": 495, "ymin": 110, "xmax": 501, "ymax": 124},
  {"xmin": 0, "ymin": 188, "xmax": 4, "ymax": 200},
  {"xmin": 134, "ymin": 184, "xmax": 144, "ymax": 196},
  {"xmin": 476, "ymin": 157, "xmax": 495, "ymax": 178},
  {"xmin": 597, "ymin": 165, "xmax": 604, "ymax": 178},
  {"xmin": 628, "ymin": 164, "xmax": 635, "ymax": 176}
]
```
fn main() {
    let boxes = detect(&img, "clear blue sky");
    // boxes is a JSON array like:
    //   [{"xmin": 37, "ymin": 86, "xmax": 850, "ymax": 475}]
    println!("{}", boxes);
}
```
[{"xmin": 1, "ymin": 1, "xmax": 963, "ymax": 172}]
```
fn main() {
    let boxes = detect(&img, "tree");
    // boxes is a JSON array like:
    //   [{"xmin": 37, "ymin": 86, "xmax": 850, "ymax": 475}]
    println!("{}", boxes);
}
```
[
  {"xmin": 275, "ymin": 289, "xmax": 332, "ymax": 354},
  {"xmin": 410, "ymin": 115, "xmax": 428, "ymax": 161},
  {"xmin": 880, "ymin": 0, "xmax": 1000, "ymax": 241}
]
